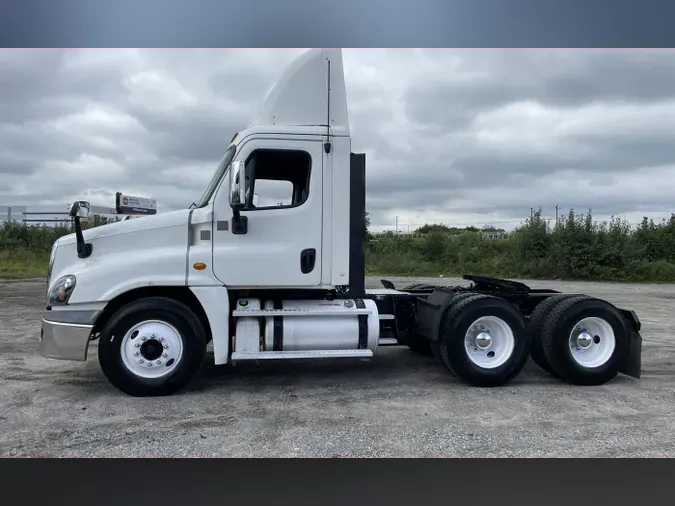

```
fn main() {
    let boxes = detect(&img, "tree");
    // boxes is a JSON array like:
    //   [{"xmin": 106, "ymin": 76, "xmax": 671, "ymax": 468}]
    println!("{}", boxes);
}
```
[{"xmin": 364, "ymin": 211, "xmax": 373, "ymax": 244}]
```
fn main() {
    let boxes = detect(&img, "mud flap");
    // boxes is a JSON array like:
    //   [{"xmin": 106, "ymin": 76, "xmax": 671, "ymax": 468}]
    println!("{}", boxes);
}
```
[{"xmin": 618, "ymin": 309, "xmax": 643, "ymax": 379}]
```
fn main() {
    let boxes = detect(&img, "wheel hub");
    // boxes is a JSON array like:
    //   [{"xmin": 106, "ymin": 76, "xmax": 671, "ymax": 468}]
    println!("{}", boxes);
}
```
[
  {"xmin": 567, "ymin": 317, "xmax": 616, "ymax": 369},
  {"xmin": 475, "ymin": 331, "xmax": 492, "ymax": 349},
  {"xmin": 121, "ymin": 320, "xmax": 183, "ymax": 379},
  {"xmin": 140, "ymin": 339, "xmax": 164, "ymax": 361},
  {"xmin": 574, "ymin": 331, "xmax": 594, "ymax": 349},
  {"xmin": 463, "ymin": 316, "xmax": 515, "ymax": 370}
]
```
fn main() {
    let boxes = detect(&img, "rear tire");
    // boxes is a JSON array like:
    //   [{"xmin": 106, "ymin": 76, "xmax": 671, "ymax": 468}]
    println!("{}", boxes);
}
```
[
  {"xmin": 98, "ymin": 297, "xmax": 207, "ymax": 397},
  {"xmin": 528, "ymin": 295, "xmax": 590, "ymax": 376},
  {"xmin": 437, "ymin": 293, "xmax": 531, "ymax": 387},
  {"xmin": 539, "ymin": 297, "xmax": 628, "ymax": 386}
]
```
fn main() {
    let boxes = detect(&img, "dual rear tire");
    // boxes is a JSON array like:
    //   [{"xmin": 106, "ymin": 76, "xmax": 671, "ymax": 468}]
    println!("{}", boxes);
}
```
[
  {"xmin": 434, "ymin": 292, "xmax": 532, "ymax": 387},
  {"xmin": 428, "ymin": 291, "xmax": 629, "ymax": 388},
  {"xmin": 527, "ymin": 295, "xmax": 628, "ymax": 386}
]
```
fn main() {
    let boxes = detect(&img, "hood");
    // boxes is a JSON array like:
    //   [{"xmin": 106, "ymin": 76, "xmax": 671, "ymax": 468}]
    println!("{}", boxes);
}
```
[{"xmin": 56, "ymin": 208, "xmax": 192, "ymax": 247}]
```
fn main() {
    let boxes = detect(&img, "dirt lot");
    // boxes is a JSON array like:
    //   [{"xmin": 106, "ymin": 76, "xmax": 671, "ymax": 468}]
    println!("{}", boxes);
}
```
[{"xmin": 1, "ymin": 276, "xmax": 674, "ymax": 457}]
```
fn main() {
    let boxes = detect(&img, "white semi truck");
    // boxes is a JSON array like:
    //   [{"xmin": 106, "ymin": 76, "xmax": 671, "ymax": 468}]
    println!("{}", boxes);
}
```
[{"xmin": 40, "ymin": 48, "xmax": 643, "ymax": 396}]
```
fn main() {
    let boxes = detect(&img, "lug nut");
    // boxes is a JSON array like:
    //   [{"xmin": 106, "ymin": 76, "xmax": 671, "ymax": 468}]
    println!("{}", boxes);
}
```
[
  {"xmin": 151, "ymin": 333, "xmax": 156, "ymax": 338},
  {"xmin": 139, "ymin": 359, "xmax": 144, "ymax": 364},
  {"xmin": 156, "ymin": 360, "xmax": 161, "ymax": 365},
  {"xmin": 142, "ymin": 336, "xmax": 147, "ymax": 341},
  {"xmin": 163, "ymin": 353, "xmax": 168, "ymax": 358},
  {"xmin": 134, "ymin": 352, "xmax": 139, "ymax": 356},
  {"xmin": 159, "ymin": 337, "xmax": 164, "ymax": 342},
  {"xmin": 135, "ymin": 343, "xmax": 140, "ymax": 348},
  {"xmin": 164, "ymin": 344, "xmax": 169, "ymax": 349}
]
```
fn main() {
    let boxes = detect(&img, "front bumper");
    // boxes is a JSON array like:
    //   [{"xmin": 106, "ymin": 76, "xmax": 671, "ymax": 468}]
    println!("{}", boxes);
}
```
[{"xmin": 39, "ymin": 310, "xmax": 100, "ymax": 361}]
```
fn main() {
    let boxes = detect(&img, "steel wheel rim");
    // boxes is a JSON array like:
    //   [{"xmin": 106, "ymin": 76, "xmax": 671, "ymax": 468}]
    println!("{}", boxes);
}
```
[
  {"xmin": 464, "ymin": 316, "xmax": 515, "ymax": 369},
  {"xmin": 120, "ymin": 320, "xmax": 184, "ymax": 379},
  {"xmin": 568, "ymin": 316, "xmax": 615, "ymax": 368}
]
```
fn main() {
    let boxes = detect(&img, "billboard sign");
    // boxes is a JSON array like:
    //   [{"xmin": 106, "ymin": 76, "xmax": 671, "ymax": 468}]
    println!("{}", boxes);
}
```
[{"xmin": 115, "ymin": 192, "xmax": 157, "ymax": 215}]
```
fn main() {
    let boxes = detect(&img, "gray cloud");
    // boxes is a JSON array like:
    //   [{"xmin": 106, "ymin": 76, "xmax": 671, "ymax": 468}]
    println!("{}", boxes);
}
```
[{"xmin": 1, "ymin": 48, "xmax": 675, "ymax": 232}]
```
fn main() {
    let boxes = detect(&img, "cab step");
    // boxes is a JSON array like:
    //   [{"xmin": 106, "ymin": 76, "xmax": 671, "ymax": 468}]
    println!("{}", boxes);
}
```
[
  {"xmin": 232, "ymin": 308, "xmax": 372, "ymax": 317},
  {"xmin": 230, "ymin": 349, "xmax": 374, "ymax": 361}
]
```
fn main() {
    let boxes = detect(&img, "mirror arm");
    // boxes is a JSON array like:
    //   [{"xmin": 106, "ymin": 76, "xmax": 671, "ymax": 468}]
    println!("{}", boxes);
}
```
[
  {"xmin": 230, "ymin": 205, "xmax": 248, "ymax": 235},
  {"xmin": 74, "ymin": 216, "xmax": 93, "ymax": 259}
]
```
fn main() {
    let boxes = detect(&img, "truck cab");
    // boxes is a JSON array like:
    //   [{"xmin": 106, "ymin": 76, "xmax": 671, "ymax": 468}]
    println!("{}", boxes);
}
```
[{"xmin": 40, "ymin": 48, "xmax": 643, "ymax": 397}]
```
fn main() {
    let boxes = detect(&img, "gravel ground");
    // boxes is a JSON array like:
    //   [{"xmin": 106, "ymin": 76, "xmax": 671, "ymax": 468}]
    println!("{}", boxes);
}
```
[{"xmin": 1, "ymin": 276, "xmax": 674, "ymax": 457}]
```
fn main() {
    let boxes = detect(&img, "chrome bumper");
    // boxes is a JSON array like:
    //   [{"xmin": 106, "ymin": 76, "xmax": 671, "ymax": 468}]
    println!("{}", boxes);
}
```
[{"xmin": 39, "ymin": 310, "xmax": 99, "ymax": 361}]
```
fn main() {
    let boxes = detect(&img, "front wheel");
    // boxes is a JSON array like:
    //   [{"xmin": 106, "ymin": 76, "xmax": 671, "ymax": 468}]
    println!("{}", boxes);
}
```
[
  {"xmin": 437, "ymin": 293, "xmax": 531, "ymax": 387},
  {"xmin": 98, "ymin": 297, "xmax": 207, "ymax": 397}
]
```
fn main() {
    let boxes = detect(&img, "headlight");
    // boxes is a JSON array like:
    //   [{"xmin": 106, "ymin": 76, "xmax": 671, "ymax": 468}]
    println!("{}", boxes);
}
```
[{"xmin": 48, "ymin": 275, "xmax": 77, "ymax": 305}]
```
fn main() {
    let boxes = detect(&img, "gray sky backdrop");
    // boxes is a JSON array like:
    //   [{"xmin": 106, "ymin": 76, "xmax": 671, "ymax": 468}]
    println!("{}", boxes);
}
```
[{"xmin": 1, "ymin": 48, "xmax": 674, "ymax": 232}]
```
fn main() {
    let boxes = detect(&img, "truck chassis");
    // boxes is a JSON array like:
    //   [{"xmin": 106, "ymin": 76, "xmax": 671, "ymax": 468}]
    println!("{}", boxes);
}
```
[
  {"xmin": 75, "ymin": 272, "xmax": 642, "ymax": 396},
  {"xmin": 371, "ymin": 275, "xmax": 642, "ymax": 388}
]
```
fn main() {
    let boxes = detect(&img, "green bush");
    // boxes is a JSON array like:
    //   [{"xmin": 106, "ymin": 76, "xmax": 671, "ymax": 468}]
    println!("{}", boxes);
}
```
[{"xmin": 366, "ymin": 208, "xmax": 675, "ymax": 283}]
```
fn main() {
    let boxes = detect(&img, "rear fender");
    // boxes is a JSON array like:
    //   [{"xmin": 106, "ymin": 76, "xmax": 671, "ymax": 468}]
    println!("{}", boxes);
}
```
[{"xmin": 415, "ymin": 289, "xmax": 459, "ymax": 342}]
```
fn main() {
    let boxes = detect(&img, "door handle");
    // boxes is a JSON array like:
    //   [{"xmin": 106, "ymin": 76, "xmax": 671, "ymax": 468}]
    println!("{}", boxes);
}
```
[{"xmin": 300, "ymin": 248, "xmax": 316, "ymax": 274}]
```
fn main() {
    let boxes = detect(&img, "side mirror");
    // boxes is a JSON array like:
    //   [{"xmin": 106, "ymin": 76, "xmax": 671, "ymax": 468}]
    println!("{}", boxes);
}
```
[
  {"xmin": 229, "ymin": 161, "xmax": 247, "ymax": 209},
  {"xmin": 69, "ymin": 201, "xmax": 91, "ymax": 219},
  {"xmin": 69, "ymin": 201, "xmax": 93, "ymax": 258}
]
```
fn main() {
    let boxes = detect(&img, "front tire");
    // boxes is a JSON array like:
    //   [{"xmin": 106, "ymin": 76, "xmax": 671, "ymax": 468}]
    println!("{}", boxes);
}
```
[
  {"xmin": 437, "ymin": 293, "xmax": 531, "ymax": 387},
  {"xmin": 98, "ymin": 297, "xmax": 207, "ymax": 397}
]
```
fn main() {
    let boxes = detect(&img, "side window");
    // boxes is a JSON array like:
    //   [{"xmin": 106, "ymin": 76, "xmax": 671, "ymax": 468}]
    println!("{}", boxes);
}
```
[{"xmin": 244, "ymin": 148, "xmax": 311, "ymax": 210}]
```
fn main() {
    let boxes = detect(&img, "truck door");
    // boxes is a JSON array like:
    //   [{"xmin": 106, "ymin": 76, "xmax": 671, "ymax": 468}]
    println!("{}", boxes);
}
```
[{"xmin": 211, "ymin": 136, "xmax": 324, "ymax": 288}]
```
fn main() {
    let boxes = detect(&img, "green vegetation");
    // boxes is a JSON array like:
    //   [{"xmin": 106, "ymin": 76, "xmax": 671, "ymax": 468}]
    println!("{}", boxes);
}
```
[
  {"xmin": 0, "ymin": 216, "xmax": 118, "ymax": 279},
  {"xmin": 3, "ymin": 209, "xmax": 675, "ymax": 282},
  {"xmin": 366, "ymin": 209, "xmax": 675, "ymax": 283}
]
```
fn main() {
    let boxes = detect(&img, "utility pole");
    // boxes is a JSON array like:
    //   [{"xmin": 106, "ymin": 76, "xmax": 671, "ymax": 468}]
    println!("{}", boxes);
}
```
[
  {"xmin": 530, "ymin": 207, "xmax": 534, "ymax": 221},
  {"xmin": 555, "ymin": 204, "xmax": 559, "ymax": 223}
]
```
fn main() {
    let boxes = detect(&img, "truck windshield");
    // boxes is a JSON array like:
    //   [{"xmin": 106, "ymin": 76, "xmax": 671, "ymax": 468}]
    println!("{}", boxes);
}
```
[{"xmin": 194, "ymin": 144, "xmax": 236, "ymax": 208}]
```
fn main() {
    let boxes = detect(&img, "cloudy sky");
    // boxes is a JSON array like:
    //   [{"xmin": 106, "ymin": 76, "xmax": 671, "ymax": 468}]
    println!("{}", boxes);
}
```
[{"xmin": 2, "ymin": 48, "xmax": 675, "ymax": 232}]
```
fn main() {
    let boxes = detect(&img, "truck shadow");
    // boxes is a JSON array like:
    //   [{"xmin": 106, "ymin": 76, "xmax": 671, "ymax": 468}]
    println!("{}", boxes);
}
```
[{"xmin": 185, "ymin": 347, "xmax": 633, "ymax": 394}]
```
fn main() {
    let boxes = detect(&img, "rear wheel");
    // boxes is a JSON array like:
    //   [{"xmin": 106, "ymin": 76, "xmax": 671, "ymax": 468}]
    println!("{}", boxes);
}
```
[
  {"xmin": 436, "ymin": 293, "xmax": 531, "ymax": 387},
  {"xmin": 539, "ymin": 297, "xmax": 628, "ymax": 385},
  {"xmin": 98, "ymin": 297, "xmax": 207, "ymax": 397},
  {"xmin": 528, "ymin": 294, "xmax": 590, "ymax": 375}
]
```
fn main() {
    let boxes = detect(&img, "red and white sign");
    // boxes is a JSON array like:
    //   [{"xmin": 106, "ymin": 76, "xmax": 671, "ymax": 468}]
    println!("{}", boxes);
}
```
[{"xmin": 115, "ymin": 192, "xmax": 157, "ymax": 215}]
